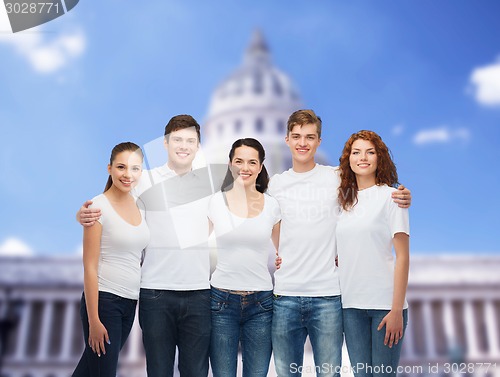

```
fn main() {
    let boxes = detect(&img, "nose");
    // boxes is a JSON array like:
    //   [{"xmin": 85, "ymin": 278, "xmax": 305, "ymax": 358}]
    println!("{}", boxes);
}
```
[
  {"xmin": 299, "ymin": 136, "xmax": 307, "ymax": 145},
  {"xmin": 360, "ymin": 152, "xmax": 368, "ymax": 161}
]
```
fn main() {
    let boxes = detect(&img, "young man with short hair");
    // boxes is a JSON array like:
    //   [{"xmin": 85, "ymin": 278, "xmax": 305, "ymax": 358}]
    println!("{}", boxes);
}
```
[
  {"xmin": 78, "ymin": 115, "xmax": 226, "ymax": 377},
  {"xmin": 269, "ymin": 109, "xmax": 411, "ymax": 377}
]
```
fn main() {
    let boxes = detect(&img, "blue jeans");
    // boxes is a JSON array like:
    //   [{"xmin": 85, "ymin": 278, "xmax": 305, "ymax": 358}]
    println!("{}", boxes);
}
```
[
  {"xmin": 210, "ymin": 287, "xmax": 273, "ymax": 377},
  {"xmin": 139, "ymin": 289, "xmax": 211, "ymax": 377},
  {"xmin": 343, "ymin": 308, "xmax": 408, "ymax": 377},
  {"xmin": 72, "ymin": 291, "xmax": 136, "ymax": 377},
  {"xmin": 272, "ymin": 295, "xmax": 343, "ymax": 377}
]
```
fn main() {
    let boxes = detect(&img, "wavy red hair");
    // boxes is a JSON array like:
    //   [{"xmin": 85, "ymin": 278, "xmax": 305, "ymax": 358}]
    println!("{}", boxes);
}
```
[{"xmin": 338, "ymin": 130, "xmax": 399, "ymax": 211}]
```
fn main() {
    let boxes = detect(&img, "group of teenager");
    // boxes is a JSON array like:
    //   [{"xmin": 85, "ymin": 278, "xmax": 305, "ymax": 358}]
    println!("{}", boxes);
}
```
[{"xmin": 71, "ymin": 109, "xmax": 411, "ymax": 377}]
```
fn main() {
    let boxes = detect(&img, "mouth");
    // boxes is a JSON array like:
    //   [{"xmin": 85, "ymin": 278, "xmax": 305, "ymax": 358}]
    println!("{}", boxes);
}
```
[
  {"xmin": 120, "ymin": 179, "xmax": 134, "ymax": 186},
  {"xmin": 238, "ymin": 172, "xmax": 252, "ymax": 179},
  {"xmin": 357, "ymin": 163, "xmax": 370, "ymax": 168},
  {"xmin": 296, "ymin": 148, "xmax": 309, "ymax": 154},
  {"xmin": 176, "ymin": 152, "xmax": 190, "ymax": 158}
]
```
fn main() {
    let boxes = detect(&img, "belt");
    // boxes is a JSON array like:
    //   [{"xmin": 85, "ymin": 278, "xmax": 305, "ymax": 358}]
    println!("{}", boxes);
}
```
[{"xmin": 216, "ymin": 288, "xmax": 257, "ymax": 296}]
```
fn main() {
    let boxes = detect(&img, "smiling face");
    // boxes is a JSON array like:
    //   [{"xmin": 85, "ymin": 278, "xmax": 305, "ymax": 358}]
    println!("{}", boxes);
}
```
[
  {"xmin": 230, "ymin": 145, "xmax": 262, "ymax": 189},
  {"xmin": 164, "ymin": 127, "xmax": 199, "ymax": 173},
  {"xmin": 107, "ymin": 150, "xmax": 143, "ymax": 193},
  {"xmin": 349, "ymin": 139, "xmax": 378, "ymax": 181},
  {"xmin": 285, "ymin": 123, "xmax": 321, "ymax": 172}
]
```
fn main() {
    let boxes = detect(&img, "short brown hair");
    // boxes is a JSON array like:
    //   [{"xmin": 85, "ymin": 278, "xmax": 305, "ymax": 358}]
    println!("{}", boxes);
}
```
[
  {"xmin": 287, "ymin": 109, "xmax": 322, "ymax": 138},
  {"xmin": 164, "ymin": 114, "xmax": 201, "ymax": 143}
]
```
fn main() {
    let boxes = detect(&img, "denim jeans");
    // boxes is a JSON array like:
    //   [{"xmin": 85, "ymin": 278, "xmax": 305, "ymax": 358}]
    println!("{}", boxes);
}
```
[
  {"xmin": 210, "ymin": 287, "xmax": 273, "ymax": 377},
  {"xmin": 272, "ymin": 295, "xmax": 343, "ymax": 377},
  {"xmin": 343, "ymin": 308, "xmax": 408, "ymax": 377},
  {"xmin": 72, "ymin": 291, "xmax": 137, "ymax": 377},
  {"xmin": 139, "ymin": 288, "xmax": 211, "ymax": 377}
]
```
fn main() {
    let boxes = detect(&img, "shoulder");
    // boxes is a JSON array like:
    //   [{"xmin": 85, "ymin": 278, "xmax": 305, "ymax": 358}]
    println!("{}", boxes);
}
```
[
  {"xmin": 89, "ymin": 194, "xmax": 107, "ymax": 209},
  {"xmin": 264, "ymin": 193, "xmax": 279, "ymax": 208}
]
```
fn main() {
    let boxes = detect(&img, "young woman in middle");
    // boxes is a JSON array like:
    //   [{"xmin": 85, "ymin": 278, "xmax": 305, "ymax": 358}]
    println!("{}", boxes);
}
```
[{"xmin": 208, "ymin": 138, "xmax": 281, "ymax": 377}]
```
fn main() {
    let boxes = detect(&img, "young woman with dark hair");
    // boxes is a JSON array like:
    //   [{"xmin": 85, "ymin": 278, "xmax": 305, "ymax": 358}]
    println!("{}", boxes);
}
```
[{"xmin": 209, "ymin": 138, "xmax": 280, "ymax": 377}]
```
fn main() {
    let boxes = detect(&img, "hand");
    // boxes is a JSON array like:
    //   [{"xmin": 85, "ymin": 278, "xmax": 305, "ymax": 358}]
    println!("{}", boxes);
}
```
[
  {"xmin": 78, "ymin": 200, "xmax": 101, "ymax": 227},
  {"xmin": 377, "ymin": 310, "xmax": 404, "ymax": 348},
  {"xmin": 88, "ymin": 319, "xmax": 110, "ymax": 357},
  {"xmin": 275, "ymin": 252, "xmax": 282, "ymax": 270},
  {"xmin": 392, "ymin": 185, "xmax": 411, "ymax": 208}
]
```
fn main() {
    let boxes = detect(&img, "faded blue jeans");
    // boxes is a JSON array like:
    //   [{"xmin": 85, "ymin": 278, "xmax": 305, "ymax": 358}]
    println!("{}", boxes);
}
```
[
  {"xmin": 210, "ymin": 287, "xmax": 273, "ymax": 377},
  {"xmin": 139, "ymin": 289, "xmax": 211, "ymax": 377},
  {"xmin": 272, "ymin": 295, "xmax": 343, "ymax": 377},
  {"xmin": 72, "ymin": 291, "xmax": 136, "ymax": 377},
  {"xmin": 343, "ymin": 308, "xmax": 408, "ymax": 377}
]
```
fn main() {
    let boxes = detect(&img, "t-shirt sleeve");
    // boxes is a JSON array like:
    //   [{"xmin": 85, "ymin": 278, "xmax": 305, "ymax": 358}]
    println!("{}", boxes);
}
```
[
  {"xmin": 89, "ymin": 195, "xmax": 105, "ymax": 225},
  {"xmin": 268, "ymin": 195, "xmax": 281, "ymax": 224},
  {"xmin": 387, "ymin": 194, "xmax": 410, "ymax": 237},
  {"xmin": 207, "ymin": 193, "xmax": 218, "ymax": 222}
]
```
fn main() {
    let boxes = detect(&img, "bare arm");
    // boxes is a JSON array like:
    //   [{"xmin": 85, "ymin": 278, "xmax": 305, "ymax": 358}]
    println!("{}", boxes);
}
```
[
  {"xmin": 77, "ymin": 200, "xmax": 102, "ymax": 227},
  {"xmin": 272, "ymin": 221, "xmax": 282, "ymax": 269},
  {"xmin": 392, "ymin": 185, "xmax": 412, "ymax": 208},
  {"xmin": 377, "ymin": 232, "xmax": 410, "ymax": 348},
  {"xmin": 82, "ymin": 223, "xmax": 109, "ymax": 356}
]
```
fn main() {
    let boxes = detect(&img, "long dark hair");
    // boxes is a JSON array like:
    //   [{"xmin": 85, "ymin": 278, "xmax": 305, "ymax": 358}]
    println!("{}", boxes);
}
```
[
  {"xmin": 104, "ymin": 142, "xmax": 144, "ymax": 192},
  {"xmin": 338, "ymin": 130, "xmax": 398, "ymax": 210},
  {"xmin": 221, "ymin": 138, "xmax": 269, "ymax": 194}
]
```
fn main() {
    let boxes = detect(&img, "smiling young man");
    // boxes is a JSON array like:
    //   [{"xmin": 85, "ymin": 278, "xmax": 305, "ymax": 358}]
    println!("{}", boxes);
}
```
[
  {"xmin": 77, "ymin": 115, "xmax": 226, "ymax": 377},
  {"xmin": 269, "ymin": 109, "xmax": 411, "ymax": 377}
]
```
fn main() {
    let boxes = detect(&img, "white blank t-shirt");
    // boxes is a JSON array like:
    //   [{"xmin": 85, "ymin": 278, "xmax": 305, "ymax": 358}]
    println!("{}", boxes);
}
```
[
  {"xmin": 209, "ymin": 192, "xmax": 280, "ymax": 291},
  {"xmin": 91, "ymin": 194, "xmax": 150, "ymax": 300},
  {"xmin": 336, "ymin": 184, "xmax": 410, "ymax": 310}
]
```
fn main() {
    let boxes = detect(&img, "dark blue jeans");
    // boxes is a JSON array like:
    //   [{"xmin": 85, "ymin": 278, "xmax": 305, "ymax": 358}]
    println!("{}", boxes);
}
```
[
  {"xmin": 210, "ymin": 287, "xmax": 273, "ymax": 377},
  {"xmin": 72, "ymin": 291, "xmax": 137, "ymax": 377},
  {"xmin": 139, "ymin": 288, "xmax": 211, "ymax": 377},
  {"xmin": 343, "ymin": 308, "xmax": 408, "ymax": 377}
]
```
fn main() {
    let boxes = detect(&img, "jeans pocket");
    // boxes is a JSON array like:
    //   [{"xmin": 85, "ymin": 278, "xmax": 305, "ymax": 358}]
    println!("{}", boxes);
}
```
[
  {"xmin": 258, "ymin": 295, "xmax": 274, "ymax": 311},
  {"xmin": 139, "ymin": 289, "xmax": 162, "ymax": 301},
  {"xmin": 210, "ymin": 297, "xmax": 226, "ymax": 313}
]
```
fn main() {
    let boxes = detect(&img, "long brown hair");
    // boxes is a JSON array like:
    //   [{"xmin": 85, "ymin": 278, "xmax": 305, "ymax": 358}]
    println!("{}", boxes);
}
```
[
  {"xmin": 338, "ymin": 130, "xmax": 399, "ymax": 210},
  {"xmin": 104, "ymin": 142, "xmax": 144, "ymax": 192}
]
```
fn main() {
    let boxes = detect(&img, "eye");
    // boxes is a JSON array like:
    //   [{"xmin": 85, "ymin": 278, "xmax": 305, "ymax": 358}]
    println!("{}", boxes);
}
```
[{"xmin": 307, "ymin": 136, "xmax": 315, "ymax": 140}]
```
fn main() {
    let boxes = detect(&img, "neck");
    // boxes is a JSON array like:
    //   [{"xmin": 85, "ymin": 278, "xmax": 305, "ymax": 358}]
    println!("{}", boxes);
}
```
[
  {"xmin": 356, "ymin": 176, "xmax": 376, "ymax": 191},
  {"xmin": 292, "ymin": 159, "xmax": 316, "ymax": 173},
  {"xmin": 168, "ymin": 161, "xmax": 192, "ymax": 176},
  {"xmin": 105, "ymin": 186, "xmax": 132, "ymax": 201},
  {"xmin": 229, "ymin": 182, "xmax": 260, "ymax": 197}
]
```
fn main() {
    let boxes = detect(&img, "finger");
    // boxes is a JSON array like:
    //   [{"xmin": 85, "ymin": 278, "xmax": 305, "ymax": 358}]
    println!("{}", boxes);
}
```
[
  {"xmin": 384, "ymin": 330, "xmax": 390, "ymax": 346},
  {"xmin": 105, "ymin": 331, "xmax": 110, "ymax": 346},
  {"xmin": 377, "ymin": 319, "xmax": 385, "ymax": 331},
  {"xmin": 100, "ymin": 338, "xmax": 106, "ymax": 355},
  {"xmin": 82, "ymin": 200, "xmax": 93, "ymax": 209},
  {"xmin": 388, "ymin": 332, "xmax": 394, "ymax": 348},
  {"xmin": 397, "ymin": 185, "xmax": 406, "ymax": 191}
]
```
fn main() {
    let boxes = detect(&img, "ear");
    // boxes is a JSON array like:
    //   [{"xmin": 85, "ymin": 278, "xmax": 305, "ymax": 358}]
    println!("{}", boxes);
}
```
[
  {"xmin": 163, "ymin": 137, "xmax": 169, "ymax": 151},
  {"xmin": 107, "ymin": 164, "xmax": 111, "ymax": 175},
  {"xmin": 285, "ymin": 135, "xmax": 290, "ymax": 146}
]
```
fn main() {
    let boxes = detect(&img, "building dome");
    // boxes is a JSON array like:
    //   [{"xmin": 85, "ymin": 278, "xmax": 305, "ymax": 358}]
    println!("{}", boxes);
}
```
[
  {"xmin": 202, "ymin": 30, "xmax": 328, "ymax": 174},
  {"xmin": 205, "ymin": 30, "xmax": 302, "ymax": 124}
]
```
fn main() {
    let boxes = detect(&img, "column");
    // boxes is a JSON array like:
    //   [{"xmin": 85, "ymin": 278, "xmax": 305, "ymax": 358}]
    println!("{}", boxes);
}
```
[
  {"xmin": 59, "ymin": 300, "xmax": 76, "ymax": 360},
  {"xmin": 422, "ymin": 300, "xmax": 437, "ymax": 358},
  {"xmin": 484, "ymin": 300, "xmax": 500, "ymax": 357},
  {"xmin": 37, "ymin": 300, "xmax": 54, "ymax": 360},
  {"xmin": 443, "ymin": 300, "xmax": 457, "ymax": 352},
  {"xmin": 402, "ymin": 304, "xmax": 416, "ymax": 360},
  {"xmin": 14, "ymin": 301, "xmax": 32, "ymax": 361},
  {"xmin": 463, "ymin": 300, "xmax": 480, "ymax": 359}
]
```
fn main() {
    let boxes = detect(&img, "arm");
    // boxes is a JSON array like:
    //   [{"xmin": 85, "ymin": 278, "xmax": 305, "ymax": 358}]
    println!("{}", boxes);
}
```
[
  {"xmin": 377, "ymin": 232, "xmax": 410, "ymax": 348},
  {"xmin": 82, "ymin": 222, "xmax": 109, "ymax": 356},
  {"xmin": 392, "ymin": 185, "xmax": 411, "ymax": 209},
  {"xmin": 271, "ymin": 221, "xmax": 282, "ymax": 269},
  {"xmin": 77, "ymin": 200, "xmax": 102, "ymax": 227}
]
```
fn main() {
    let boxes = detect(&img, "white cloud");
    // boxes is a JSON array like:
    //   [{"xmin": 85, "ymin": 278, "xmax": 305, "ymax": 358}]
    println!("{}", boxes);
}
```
[
  {"xmin": 0, "ymin": 237, "xmax": 34, "ymax": 256},
  {"xmin": 413, "ymin": 126, "xmax": 470, "ymax": 145},
  {"xmin": 469, "ymin": 59, "xmax": 500, "ymax": 107},
  {"xmin": 0, "ymin": 8, "xmax": 86, "ymax": 73},
  {"xmin": 392, "ymin": 124, "xmax": 404, "ymax": 136}
]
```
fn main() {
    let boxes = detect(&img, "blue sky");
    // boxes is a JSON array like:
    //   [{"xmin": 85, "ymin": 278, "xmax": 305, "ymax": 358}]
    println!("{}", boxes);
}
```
[{"xmin": 1, "ymin": 1, "xmax": 499, "ymax": 256}]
